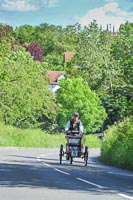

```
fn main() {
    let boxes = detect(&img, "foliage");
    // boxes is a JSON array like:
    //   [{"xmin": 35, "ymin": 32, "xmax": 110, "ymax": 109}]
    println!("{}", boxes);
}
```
[
  {"xmin": 112, "ymin": 22, "xmax": 133, "ymax": 85},
  {"xmin": 0, "ymin": 122, "xmax": 100, "ymax": 148},
  {"xmin": 56, "ymin": 78, "xmax": 107, "ymax": 133},
  {"xmin": 101, "ymin": 116, "xmax": 133, "ymax": 170},
  {"xmin": 14, "ymin": 25, "xmax": 35, "ymax": 44},
  {"xmin": 0, "ymin": 42, "xmax": 57, "ymax": 128},
  {"xmin": 24, "ymin": 42, "xmax": 44, "ymax": 62},
  {"xmin": 45, "ymin": 53, "xmax": 64, "ymax": 70},
  {"xmin": 14, "ymin": 23, "xmax": 79, "ymax": 56},
  {"xmin": 103, "ymin": 88, "xmax": 132, "ymax": 126},
  {"xmin": 107, "ymin": 22, "xmax": 133, "ymax": 124},
  {"xmin": 68, "ymin": 21, "xmax": 133, "ymax": 126},
  {"xmin": 1, "ymin": 21, "xmax": 132, "ymax": 131},
  {"xmin": 72, "ymin": 21, "xmax": 114, "ymax": 90},
  {"xmin": 0, "ymin": 24, "xmax": 14, "ymax": 43}
]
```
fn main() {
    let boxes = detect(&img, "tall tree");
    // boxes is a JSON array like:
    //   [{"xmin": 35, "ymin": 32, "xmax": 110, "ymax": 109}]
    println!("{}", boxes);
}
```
[
  {"xmin": 112, "ymin": 22, "xmax": 133, "ymax": 94},
  {"xmin": 67, "ymin": 21, "xmax": 131, "ymax": 125},
  {"xmin": 71, "ymin": 21, "xmax": 119, "ymax": 92},
  {"xmin": 0, "ymin": 42, "xmax": 57, "ymax": 128},
  {"xmin": 14, "ymin": 25, "xmax": 35, "ymax": 44},
  {"xmin": 56, "ymin": 78, "xmax": 107, "ymax": 133},
  {"xmin": 108, "ymin": 22, "xmax": 133, "ymax": 121}
]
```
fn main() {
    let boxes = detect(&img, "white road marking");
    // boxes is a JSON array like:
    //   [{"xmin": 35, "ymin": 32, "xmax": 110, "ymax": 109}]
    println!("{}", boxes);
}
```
[
  {"xmin": 37, "ymin": 154, "xmax": 44, "ymax": 162},
  {"xmin": 54, "ymin": 168, "xmax": 70, "ymax": 175},
  {"xmin": 44, "ymin": 162, "xmax": 51, "ymax": 167},
  {"xmin": 37, "ymin": 153, "xmax": 55, "ymax": 162},
  {"xmin": 89, "ymin": 165, "xmax": 133, "ymax": 177},
  {"xmin": 37, "ymin": 153, "xmax": 70, "ymax": 175},
  {"xmin": 107, "ymin": 171, "xmax": 133, "ymax": 177},
  {"xmin": 37, "ymin": 158, "xmax": 41, "ymax": 162},
  {"xmin": 118, "ymin": 193, "xmax": 133, "ymax": 200},
  {"xmin": 37, "ymin": 152, "xmax": 133, "ymax": 200},
  {"xmin": 76, "ymin": 178, "xmax": 105, "ymax": 189}
]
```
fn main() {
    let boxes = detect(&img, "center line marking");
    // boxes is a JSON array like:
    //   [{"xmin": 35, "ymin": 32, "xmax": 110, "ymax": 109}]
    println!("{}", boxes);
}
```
[
  {"xmin": 118, "ymin": 194, "xmax": 133, "ymax": 200},
  {"xmin": 76, "ymin": 178, "xmax": 105, "ymax": 189},
  {"xmin": 54, "ymin": 168, "xmax": 70, "ymax": 175}
]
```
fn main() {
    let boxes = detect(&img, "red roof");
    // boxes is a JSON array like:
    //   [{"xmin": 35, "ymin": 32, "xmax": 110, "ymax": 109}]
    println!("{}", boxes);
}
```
[
  {"xmin": 46, "ymin": 70, "xmax": 65, "ymax": 85},
  {"xmin": 64, "ymin": 52, "xmax": 75, "ymax": 62}
]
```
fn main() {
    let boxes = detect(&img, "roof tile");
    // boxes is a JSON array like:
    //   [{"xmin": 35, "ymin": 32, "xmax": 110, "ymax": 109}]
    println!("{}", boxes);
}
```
[{"xmin": 46, "ymin": 70, "xmax": 65, "ymax": 84}]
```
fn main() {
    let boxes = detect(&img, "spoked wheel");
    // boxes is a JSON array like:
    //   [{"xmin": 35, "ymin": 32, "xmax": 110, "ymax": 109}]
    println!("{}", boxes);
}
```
[
  {"xmin": 84, "ymin": 146, "xmax": 89, "ymax": 166},
  {"xmin": 70, "ymin": 156, "xmax": 73, "ymax": 164},
  {"xmin": 66, "ymin": 154, "xmax": 69, "ymax": 160},
  {"xmin": 59, "ymin": 144, "xmax": 63, "ymax": 164}
]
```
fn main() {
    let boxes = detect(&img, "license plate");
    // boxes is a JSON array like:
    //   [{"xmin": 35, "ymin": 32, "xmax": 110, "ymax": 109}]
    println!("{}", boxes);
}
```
[{"xmin": 71, "ymin": 150, "xmax": 78, "ymax": 157}]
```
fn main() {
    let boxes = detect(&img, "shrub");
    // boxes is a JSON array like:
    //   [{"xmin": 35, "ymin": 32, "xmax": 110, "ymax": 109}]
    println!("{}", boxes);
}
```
[{"xmin": 101, "ymin": 116, "xmax": 133, "ymax": 170}]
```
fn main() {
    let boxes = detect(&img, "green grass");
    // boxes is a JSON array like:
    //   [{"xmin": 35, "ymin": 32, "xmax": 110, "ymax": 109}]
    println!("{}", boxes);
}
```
[{"xmin": 0, "ymin": 122, "xmax": 101, "ymax": 148}]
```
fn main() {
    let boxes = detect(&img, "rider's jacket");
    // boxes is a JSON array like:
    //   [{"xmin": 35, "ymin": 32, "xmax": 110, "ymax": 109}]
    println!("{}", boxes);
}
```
[
  {"xmin": 69, "ymin": 119, "xmax": 80, "ymax": 131},
  {"xmin": 65, "ymin": 119, "xmax": 83, "ymax": 133}
]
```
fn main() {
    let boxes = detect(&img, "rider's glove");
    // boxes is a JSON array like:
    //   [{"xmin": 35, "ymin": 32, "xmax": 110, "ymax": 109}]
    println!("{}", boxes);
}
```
[{"xmin": 66, "ymin": 130, "xmax": 70, "ymax": 135}]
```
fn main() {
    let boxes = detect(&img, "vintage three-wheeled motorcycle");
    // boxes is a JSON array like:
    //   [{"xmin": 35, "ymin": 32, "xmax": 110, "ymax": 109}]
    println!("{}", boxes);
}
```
[{"xmin": 59, "ymin": 131, "xmax": 89, "ymax": 166}]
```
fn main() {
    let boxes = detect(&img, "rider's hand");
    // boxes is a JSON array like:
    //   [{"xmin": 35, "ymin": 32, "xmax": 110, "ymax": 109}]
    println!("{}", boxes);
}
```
[
  {"xmin": 66, "ymin": 130, "xmax": 70, "ymax": 135},
  {"xmin": 79, "ymin": 132, "xmax": 83, "ymax": 136}
]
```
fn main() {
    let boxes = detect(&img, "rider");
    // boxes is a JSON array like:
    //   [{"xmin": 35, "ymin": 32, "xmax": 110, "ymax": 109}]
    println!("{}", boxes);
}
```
[
  {"xmin": 65, "ymin": 112, "xmax": 84, "ymax": 155},
  {"xmin": 65, "ymin": 112, "xmax": 83, "ymax": 135}
]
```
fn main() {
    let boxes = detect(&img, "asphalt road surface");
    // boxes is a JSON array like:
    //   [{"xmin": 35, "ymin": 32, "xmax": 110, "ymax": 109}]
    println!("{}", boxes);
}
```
[{"xmin": 0, "ymin": 148, "xmax": 132, "ymax": 200}]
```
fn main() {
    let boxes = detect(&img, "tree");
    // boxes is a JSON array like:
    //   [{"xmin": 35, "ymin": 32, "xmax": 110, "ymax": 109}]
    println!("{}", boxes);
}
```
[
  {"xmin": 66, "ymin": 21, "xmax": 132, "ymax": 126},
  {"xmin": 45, "ymin": 53, "xmax": 64, "ymax": 70},
  {"xmin": 0, "ymin": 42, "xmax": 57, "ymax": 128},
  {"xmin": 112, "ymin": 22, "xmax": 133, "ymax": 100},
  {"xmin": 32, "ymin": 24, "xmax": 58, "ymax": 55},
  {"xmin": 0, "ymin": 24, "xmax": 14, "ymax": 42},
  {"xmin": 14, "ymin": 25, "xmax": 35, "ymax": 44},
  {"xmin": 56, "ymin": 78, "xmax": 107, "ymax": 133},
  {"xmin": 106, "ymin": 22, "xmax": 133, "ymax": 122},
  {"xmin": 71, "ymin": 21, "xmax": 119, "ymax": 92},
  {"xmin": 24, "ymin": 42, "xmax": 44, "ymax": 62}
]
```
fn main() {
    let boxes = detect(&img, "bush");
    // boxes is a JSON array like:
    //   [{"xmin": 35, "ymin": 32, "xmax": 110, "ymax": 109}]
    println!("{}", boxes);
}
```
[{"xmin": 101, "ymin": 116, "xmax": 133, "ymax": 170}]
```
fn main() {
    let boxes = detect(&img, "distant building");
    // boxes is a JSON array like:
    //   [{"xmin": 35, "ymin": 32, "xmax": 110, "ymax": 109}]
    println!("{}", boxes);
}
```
[
  {"xmin": 46, "ymin": 52, "xmax": 75, "ymax": 93},
  {"xmin": 46, "ymin": 70, "xmax": 65, "ymax": 93},
  {"xmin": 64, "ymin": 52, "xmax": 75, "ymax": 62}
]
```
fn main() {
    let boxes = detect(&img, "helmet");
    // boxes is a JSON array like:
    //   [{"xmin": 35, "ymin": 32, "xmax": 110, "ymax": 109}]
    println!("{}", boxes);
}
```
[{"xmin": 73, "ymin": 112, "xmax": 79, "ymax": 117}]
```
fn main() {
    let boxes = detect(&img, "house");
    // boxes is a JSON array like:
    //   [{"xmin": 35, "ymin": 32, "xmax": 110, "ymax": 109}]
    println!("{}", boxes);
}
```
[
  {"xmin": 46, "ymin": 52, "xmax": 75, "ymax": 93},
  {"xmin": 64, "ymin": 52, "xmax": 75, "ymax": 62},
  {"xmin": 64, "ymin": 52, "xmax": 79, "ymax": 69},
  {"xmin": 46, "ymin": 70, "xmax": 65, "ymax": 93}
]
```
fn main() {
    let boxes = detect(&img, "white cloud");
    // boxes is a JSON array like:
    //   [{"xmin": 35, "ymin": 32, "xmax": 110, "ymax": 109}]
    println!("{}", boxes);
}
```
[
  {"xmin": 0, "ymin": 0, "xmax": 58, "ymax": 11},
  {"xmin": 1, "ymin": 0, "xmax": 38, "ymax": 11},
  {"xmin": 46, "ymin": 0, "xmax": 58, "ymax": 7},
  {"xmin": 78, "ymin": 2, "xmax": 133, "ymax": 31}
]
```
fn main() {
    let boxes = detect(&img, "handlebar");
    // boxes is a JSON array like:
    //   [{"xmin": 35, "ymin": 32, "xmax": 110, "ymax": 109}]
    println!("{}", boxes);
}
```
[{"xmin": 66, "ymin": 130, "xmax": 83, "ymax": 136}]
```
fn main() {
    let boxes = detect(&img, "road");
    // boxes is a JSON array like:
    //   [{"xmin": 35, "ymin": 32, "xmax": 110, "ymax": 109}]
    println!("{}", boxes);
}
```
[{"xmin": 0, "ymin": 148, "xmax": 132, "ymax": 200}]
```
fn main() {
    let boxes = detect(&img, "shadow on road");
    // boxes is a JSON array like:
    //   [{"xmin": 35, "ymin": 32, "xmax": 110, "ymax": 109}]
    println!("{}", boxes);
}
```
[{"xmin": 0, "ymin": 157, "xmax": 132, "ymax": 197}]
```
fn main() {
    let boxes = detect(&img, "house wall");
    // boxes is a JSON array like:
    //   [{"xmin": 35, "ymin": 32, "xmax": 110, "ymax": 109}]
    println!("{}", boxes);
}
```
[
  {"xmin": 48, "ymin": 84, "xmax": 60, "ymax": 93},
  {"xmin": 48, "ymin": 73, "xmax": 65, "ymax": 93}
]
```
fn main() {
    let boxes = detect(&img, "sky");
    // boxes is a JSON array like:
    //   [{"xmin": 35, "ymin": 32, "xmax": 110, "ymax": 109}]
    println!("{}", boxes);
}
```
[{"xmin": 0, "ymin": 0, "xmax": 132, "ymax": 30}]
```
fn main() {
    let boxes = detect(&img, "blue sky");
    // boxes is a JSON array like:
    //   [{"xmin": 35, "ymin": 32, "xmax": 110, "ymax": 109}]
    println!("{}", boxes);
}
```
[{"xmin": 0, "ymin": 0, "xmax": 132, "ymax": 30}]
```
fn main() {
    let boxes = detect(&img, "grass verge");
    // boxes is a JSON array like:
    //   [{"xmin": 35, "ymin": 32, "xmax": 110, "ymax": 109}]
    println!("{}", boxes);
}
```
[{"xmin": 0, "ymin": 122, "xmax": 100, "ymax": 148}]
